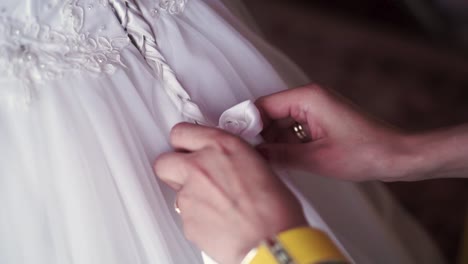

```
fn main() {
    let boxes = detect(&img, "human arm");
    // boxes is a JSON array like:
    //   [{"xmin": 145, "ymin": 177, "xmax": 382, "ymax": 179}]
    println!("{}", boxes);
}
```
[
  {"xmin": 153, "ymin": 123, "xmax": 346, "ymax": 264},
  {"xmin": 255, "ymin": 84, "xmax": 468, "ymax": 182},
  {"xmin": 400, "ymin": 124, "xmax": 468, "ymax": 181}
]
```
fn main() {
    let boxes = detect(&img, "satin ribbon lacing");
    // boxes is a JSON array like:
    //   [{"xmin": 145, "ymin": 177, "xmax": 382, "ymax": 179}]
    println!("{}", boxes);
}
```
[
  {"xmin": 108, "ymin": 0, "xmax": 209, "ymax": 125},
  {"xmin": 108, "ymin": 1, "xmax": 264, "ymax": 144}
]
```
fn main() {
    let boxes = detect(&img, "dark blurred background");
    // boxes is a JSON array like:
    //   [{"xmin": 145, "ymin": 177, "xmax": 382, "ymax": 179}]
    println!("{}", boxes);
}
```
[{"xmin": 243, "ymin": 0, "xmax": 468, "ymax": 263}]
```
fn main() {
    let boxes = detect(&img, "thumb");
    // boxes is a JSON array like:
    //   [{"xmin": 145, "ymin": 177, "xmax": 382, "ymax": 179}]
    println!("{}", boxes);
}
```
[{"xmin": 256, "ymin": 143, "xmax": 312, "ymax": 170}]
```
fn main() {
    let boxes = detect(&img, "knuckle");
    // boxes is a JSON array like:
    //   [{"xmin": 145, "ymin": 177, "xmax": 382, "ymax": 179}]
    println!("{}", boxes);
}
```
[
  {"xmin": 290, "ymin": 104, "xmax": 305, "ymax": 121},
  {"xmin": 218, "ymin": 134, "xmax": 243, "ymax": 150},
  {"xmin": 310, "ymin": 84, "xmax": 331, "ymax": 100},
  {"xmin": 291, "ymin": 85, "xmax": 328, "ymax": 120},
  {"xmin": 184, "ymin": 156, "xmax": 206, "ymax": 175},
  {"xmin": 209, "ymin": 129, "xmax": 228, "ymax": 143},
  {"xmin": 226, "ymin": 137, "xmax": 245, "ymax": 153},
  {"xmin": 299, "ymin": 84, "xmax": 323, "ymax": 97}
]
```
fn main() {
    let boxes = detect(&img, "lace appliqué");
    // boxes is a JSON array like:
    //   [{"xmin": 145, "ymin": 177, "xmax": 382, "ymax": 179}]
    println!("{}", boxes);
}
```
[
  {"xmin": 0, "ymin": 1, "xmax": 129, "ymax": 105},
  {"xmin": 150, "ymin": 0, "xmax": 189, "ymax": 16}
]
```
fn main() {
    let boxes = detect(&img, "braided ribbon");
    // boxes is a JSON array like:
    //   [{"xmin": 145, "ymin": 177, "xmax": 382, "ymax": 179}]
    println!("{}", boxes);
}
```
[
  {"xmin": 107, "ymin": 2, "xmax": 265, "ymax": 264},
  {"xmin": 108, "ymin": 0, "xmax": 209, "ymax": 125},
  {"xmin": 108, "ymin": 1, "xmax": 264, "ymax": 144}
]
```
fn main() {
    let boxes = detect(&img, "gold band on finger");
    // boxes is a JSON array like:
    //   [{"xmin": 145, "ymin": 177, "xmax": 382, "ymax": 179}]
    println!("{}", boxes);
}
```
[
  {"xmin": 174, "ymin": 199, "xmax": 181, "ymax": 214},
  {"xmin": 292, "ymin": 122, "xmax": 311, "ymax": 143}
]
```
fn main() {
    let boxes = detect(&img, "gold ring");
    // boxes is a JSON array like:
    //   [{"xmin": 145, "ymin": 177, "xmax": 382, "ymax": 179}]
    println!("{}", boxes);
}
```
[
  {"xmin": 292, "ymin": 122, "xmax": 311, "ymax": 143},
  {"xmin": 174, "ymin": 199, "xmax": 181, "ymax": 214}
]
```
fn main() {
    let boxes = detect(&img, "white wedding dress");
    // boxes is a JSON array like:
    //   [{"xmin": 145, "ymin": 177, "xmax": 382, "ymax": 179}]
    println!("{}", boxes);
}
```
[{"xmin": 0, "ymin": 1, "xmax": 446, "ymax": 263}]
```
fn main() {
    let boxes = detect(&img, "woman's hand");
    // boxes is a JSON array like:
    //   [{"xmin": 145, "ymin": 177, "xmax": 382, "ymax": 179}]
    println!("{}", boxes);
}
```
[
  {"xmin": 255, "ymin": 85, "xmax": 418, "ymax": 182},
  {"xmin": 154, "ymin": 123, "xmax": 307, "ymax": 264}
]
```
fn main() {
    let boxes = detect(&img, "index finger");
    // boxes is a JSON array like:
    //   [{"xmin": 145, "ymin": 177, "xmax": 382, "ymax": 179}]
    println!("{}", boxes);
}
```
[
  {"xmin": 170, "ymin": 122, "xmax": 231, "ymax": 152},
  {"xmin": 255, "ymin": 85, "xmax": 319, "ymax": 125},
  {"xmin": 154, "ymin": 151, "xmax": 190, "ymax": 190}
]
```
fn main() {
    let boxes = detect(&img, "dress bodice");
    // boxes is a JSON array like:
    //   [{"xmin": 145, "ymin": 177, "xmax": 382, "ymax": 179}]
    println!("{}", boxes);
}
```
[
  {"xmin": 0, "ymin": 1, "xmax": 126, "ymax": 83},
  {"xmin": 0, "ymin": 0, "xmax": 193, "ymax": 108},
  {"xmin": 0, "ymin": 0, "xmax": 189, "ymax": 89}
]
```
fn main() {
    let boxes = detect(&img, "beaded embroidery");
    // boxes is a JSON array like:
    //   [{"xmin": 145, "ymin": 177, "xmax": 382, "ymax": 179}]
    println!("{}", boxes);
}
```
[
  {"xmin": 0, "ymin": 1, "xmax": 128, "ymax": 84},
  {"xmin": 150, "ymin": 0, "xmax": 189, "ymax": 17},
  {"xmin": 0, "ymin": 0, "xmax": 191, "ymax": 105}
]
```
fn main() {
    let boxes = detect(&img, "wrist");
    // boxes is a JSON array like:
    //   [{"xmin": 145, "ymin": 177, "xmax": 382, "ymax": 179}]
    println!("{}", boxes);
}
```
[
  {"xmin": 364, "ymin": 129, "xmax": 421, "ymax": 182},
  {"xmin": 234, "ymin": 214, "xmax": 307, "ymax": 263},
  {"xmin": 380, "ymin": 132, "xmax": 428, "ymax": 181},
  {"xmin": 237, "ymin": 221, "xmax": 308, "ymax": 264},
  {"xmin": 387, "ymin": 125, "xmax": 468, "ymax": 181}
]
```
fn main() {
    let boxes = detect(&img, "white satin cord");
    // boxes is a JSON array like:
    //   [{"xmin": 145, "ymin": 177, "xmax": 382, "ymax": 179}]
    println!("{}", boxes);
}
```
[
  {"xmin": 107, "ymin": 2, "xmax": 264, "ymax": 262},
  {"xmin": 108, "ymin": 0, "xmax": 210, "ymax": 125},
  {"xmin": 107, "ymin": 2, "xmax": 263, "ymax": 262}
]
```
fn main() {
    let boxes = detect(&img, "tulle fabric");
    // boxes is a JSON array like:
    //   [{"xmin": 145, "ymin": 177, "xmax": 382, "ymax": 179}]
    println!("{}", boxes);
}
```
[
  {"xmin": 140, "ymin": 2, "xmax": 445, "ymax": 262},
  {"xmin": 0, "ymin": 0, "xmax": 445, "ymax": 264},
  {"xmin": 0, "ymin": 48, "xmax": 202, "ymax": 263}
]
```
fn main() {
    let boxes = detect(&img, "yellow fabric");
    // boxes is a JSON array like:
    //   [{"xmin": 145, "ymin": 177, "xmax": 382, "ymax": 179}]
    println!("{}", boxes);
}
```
[
  {"xmin": 248, "ymin": 244, "xmax": 278, "ymax": 263},
  {"xmin": 278, "ymin": 227, "xmax": 347, "ymax": 263},
  {"xmin": 250, "ymin": 227, "xmax": 348, "ymax": 264}
]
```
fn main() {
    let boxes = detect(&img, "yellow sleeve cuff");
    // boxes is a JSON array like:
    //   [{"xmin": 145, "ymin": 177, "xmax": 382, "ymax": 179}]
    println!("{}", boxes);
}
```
[{"xmin": 249, "ymin": 227, "xmax": 348, "ymax": 264}]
